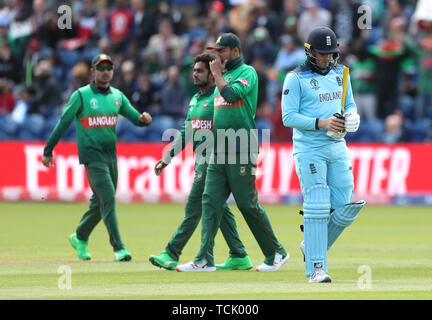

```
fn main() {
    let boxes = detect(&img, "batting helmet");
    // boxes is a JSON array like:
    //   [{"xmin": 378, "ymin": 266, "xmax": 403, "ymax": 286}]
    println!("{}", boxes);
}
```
[{"xmin": 304, "ymin": 26, "xmax": 340, "ymax": 73}]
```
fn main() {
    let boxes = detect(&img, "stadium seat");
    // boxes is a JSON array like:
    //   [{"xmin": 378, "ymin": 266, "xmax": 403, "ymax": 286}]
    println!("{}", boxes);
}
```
[
  {"xmin": 409, "ymin": 119, "xmax": 431, "ymax": 142},
  {"xmin": 0, "ymin": 115, "xmax": 19, "ymax": 138},
  {"xmin": 146, "ymin": 116, "xmax": 177, "ymax": 143}
]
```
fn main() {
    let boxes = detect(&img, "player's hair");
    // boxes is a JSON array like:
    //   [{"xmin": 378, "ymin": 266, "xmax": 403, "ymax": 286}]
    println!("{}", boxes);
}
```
[{"xmin": 193, "ymin": 53, "xmax": 215, "ymax": 72}]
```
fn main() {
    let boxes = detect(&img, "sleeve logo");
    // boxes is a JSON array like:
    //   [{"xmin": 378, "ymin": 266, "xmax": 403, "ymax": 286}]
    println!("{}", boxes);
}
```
[{"xmin": 237, "ymin": 78, "xmax": 249, "ymax": 86}]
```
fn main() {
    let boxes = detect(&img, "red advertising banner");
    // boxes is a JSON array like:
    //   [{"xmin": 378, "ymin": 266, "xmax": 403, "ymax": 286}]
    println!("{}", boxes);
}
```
[{"xmin": 1, "ymin": 141, "xmax": 431, "ymax": 205}]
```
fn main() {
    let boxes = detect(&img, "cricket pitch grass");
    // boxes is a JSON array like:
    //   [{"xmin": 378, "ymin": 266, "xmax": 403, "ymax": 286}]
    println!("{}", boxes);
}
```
[{"xmin": 0, "ymin": 202, "xmax": 431, "ymax": 300}]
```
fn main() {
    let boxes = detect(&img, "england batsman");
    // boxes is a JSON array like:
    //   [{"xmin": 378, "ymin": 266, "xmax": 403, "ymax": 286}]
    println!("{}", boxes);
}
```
[
  {"xmin": 176, "ymin": 33, "xmax": 288, "ymax": 272},
  {"xmin": 149, "ymin": 53, "xmax": 252, "ymax": 271},
  {"xmin": 42, "ymin": 54, "xmax": 152, "ymax": 261},
  {"xmin": 281, "ymin": 27, "xmax": 365, "ymax": 282}
]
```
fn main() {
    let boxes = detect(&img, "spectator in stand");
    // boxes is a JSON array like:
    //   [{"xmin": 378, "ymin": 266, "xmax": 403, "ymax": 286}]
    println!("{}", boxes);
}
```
[
  {"xmin": 0, "ymin": 78, "xmax": 14, "ymax": 115},
  {"xmin": 350, "ymin": 48, "xmax": 377, "ymax": 120},
  {"xmin": 10, "ymin": 83, "xmax": 30, "ymax": 124},
  {"xmin": 273, "ymin": 34, "xmax": 305, "ymax": 73},
  {"xmin": 29, "ymin": 59, "xmax": 62, "ymax": 117},
  {"xmin": 21, "ymin": 38, "xmax": 40, "ymax": 87},
  {"xmin": 160, "ymin": 65, "xmax": 186, "ymax": 119},
  {"xmin": 107, "ymin": 0, "xmax": 135, "ymax": 53},
  {"xmin": 280, "ymin": 0, "xmax": 300, "ymax": 36},
  {"xmin": 244, "ymin": 27, "xmax": 274, "ymax": 65},
  {"xmin": 249, "ymin": 0, "xmax": 281, "ymax": 43},
  {"xmin": 116, "ymin": 60, "xmax": 137, "ymax": 101},
  {"xmin": 131, "ymin": 0, "xmax": 157, "ymax": 48},
  {"xmin": 329, "ymin": 0, "xmax": 361, "ymax": 48},
  {"xmin": 131, "ymin": 70, "xmax": 162, "ymax": 114},
  {"xmin": 381, "ymin": 112, "xmax": 408, "ymax": 143},
  {"xmin": 297, "ymin": 0, "xmax": 331, "ymax": 41},
  {"xmin": 0, "ymin": 42, "xmax": 20, "ymax": 83},
  {"xmin": 146, "ymin": 18, "xmax": 184, "ymax": 67}
]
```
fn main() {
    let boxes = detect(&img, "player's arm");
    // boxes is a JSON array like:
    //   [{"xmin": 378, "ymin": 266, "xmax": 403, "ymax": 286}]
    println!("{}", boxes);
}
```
[
  {"xmin": 119, "ymin": 93, "xmax": 152, "ymax": 126},
  {"xmin": 220, "ymin": 67, "xmax": 256, "ymax": 103},
  {"xmin": 281, "ymin": 73, "xmax": 344, "ymax": 132},
  {"xmin": 155, "ymin": 107, "xmax": 193, "ymax": 175},
  {"xmin": 42, "ymin": 90, "xmax": 82, "ymax": 167}
]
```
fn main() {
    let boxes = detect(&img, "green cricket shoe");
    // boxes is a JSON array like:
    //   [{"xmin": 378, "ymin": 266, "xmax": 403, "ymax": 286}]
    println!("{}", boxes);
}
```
[
  {"xmin": 215, "ymin": 255, "xmax": 253, "ymax": 270},
  {"xmin": 149, "ymin": 251, "xmax": 178, "ymax": 270},
  {"xmin": 68, "ymin": 233, "xmax": 91, "ymax": 260},
  {"xmin": 114, "ymin": 248, "xmax": 132, "ymax": 262}
]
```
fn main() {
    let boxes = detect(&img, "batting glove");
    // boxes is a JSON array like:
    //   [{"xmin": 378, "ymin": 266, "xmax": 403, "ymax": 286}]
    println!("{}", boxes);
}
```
[{"xmin": 344, "ymin": 113, "xmax": 360, "ymax": 132}]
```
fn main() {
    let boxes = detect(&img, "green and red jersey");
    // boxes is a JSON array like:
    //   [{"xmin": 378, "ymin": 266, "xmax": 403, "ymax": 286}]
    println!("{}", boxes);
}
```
[{"xmin": 44, "ymin": 82, "xmax": 145, "ymax": 164}]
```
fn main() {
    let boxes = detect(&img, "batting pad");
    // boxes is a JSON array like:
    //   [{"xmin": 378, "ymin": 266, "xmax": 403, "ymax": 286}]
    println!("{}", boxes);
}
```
[
  {"xmin": 327, "ymin": 200, "xmax": 366, "ymax": 249},
  {"xmin": 302, "ymin": 184, "xmax": 331, "ymax": 277}
]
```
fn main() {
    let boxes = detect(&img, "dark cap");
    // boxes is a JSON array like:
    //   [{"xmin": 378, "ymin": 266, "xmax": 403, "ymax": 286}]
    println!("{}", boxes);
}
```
[
  {"xmin": 206, "ymin": 33, "xmax": 241, "ymax": 50},
  {"xmin": 91, "ymin": 54, "xmax": 114, "ymax": 67}
]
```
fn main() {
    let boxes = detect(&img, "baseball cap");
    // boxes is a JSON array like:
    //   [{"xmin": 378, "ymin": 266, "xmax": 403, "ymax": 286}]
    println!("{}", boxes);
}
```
[
  {"xmin": 206, "ymin": 33, "xmax": 241, "ymax": 50},
  {"xmin": 91, "ymin": 54, "xmax": 114, "ymax": 67}
]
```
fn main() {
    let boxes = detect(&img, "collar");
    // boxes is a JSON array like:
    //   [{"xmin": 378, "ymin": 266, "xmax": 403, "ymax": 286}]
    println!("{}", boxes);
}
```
[
  {"xmin": 306, "ymin": 60, "xmax": 332, "ymax": 76},
  {"xmin": 90, "ymin": 81, "xmax": 112, "ymax": 94},
  {"xmin": 198, "ymin": 85, "xmax": 216, "ymax": 98},
  {"xmin": 226, "ymin": 57, "xmax": 243, "ymax": 71}
]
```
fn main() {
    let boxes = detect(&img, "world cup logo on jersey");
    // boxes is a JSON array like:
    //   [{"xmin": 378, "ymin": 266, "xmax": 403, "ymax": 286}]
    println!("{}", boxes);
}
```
[
  {"xmin": 90, "ymin": 98, "xmax": 99, "ymax": 109},
  {"xmin": 114, "ymin": 98, "xmax": 120, "ymax": 108},
  {"xmin": 310, "ymin": 79, "xmax": 320, "ymax": 91}
]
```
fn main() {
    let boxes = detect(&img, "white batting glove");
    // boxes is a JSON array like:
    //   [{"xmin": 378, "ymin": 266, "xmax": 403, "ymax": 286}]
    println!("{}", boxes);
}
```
[{"xmin": 344, "ymin": 113, "xmax": 360, "ymax": 132}]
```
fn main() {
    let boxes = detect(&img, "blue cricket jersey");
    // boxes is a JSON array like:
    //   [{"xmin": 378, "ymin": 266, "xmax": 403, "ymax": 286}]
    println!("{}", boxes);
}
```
[{"xmin": 281, "ymin": 62, "xmax": 357, "ymax": 154}]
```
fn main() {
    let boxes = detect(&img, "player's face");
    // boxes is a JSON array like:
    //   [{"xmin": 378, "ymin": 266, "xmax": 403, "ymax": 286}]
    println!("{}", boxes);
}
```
[
  {"xmin": 93, "ymin": 61, "xmax": 114, "ymax": 86},
  {"xmin": 314, "ymin": 51, "xmax": 333, "ymax": 69},
  {"xmin": 215, "ymin": 47, "xmax": 232, "ymax": 64},
  {"xmin": 193, "ymin": 61, "xmax": 210, "ymax": 87}
]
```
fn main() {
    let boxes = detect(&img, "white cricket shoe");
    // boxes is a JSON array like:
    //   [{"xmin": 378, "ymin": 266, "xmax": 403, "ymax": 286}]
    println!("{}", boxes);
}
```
[
  {"xmin": 256, "ymin": 252, "xmax": 289, "ymax": 272},
  {"xmin": 309, "ymin": 269, "xmax": 332, "ymax": 283},
  {"xmin": 175, "ymin": 259, "xmax": 216, "ymax": 272}
]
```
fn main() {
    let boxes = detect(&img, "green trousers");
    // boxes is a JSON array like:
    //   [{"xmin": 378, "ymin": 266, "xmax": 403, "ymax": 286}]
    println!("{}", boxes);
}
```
[
  {"xmin": 165, "ymin": 162, "xmax": 247, "ymax": 261},
  {"xmin": 195, "ymin": 153, "xmax": 286, "ymax": 266},
  {"xmin": 76, "ymin": 161, "xmax": 125, "ymax": 251}
]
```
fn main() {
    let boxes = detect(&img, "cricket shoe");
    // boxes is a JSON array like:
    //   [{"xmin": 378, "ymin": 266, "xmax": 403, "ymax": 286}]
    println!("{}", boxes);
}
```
[
  {"xmin": 175, "ymin": 259, "xmax": 216, "ymax": 272},
  {"xmin": 256, "ymin": 252, "xmax": 289, "ymax": 272},
  {"xmin": 309, "ymin": 269, "xmax": 332, "ymax": 283},
  {"xmin": 215, "ymin": 255, "xmax": 253, "ymax": 270},
  {"xmin": 114, "ymin": 248, "xmax": 132, "ymax": 262},
  {"xmin": 149, "ymin": 251, "xmax": 178, "ymax": 270},
  {"xmin": 69, "ymin": 233, "xmax": 91, "ymax": 260}
]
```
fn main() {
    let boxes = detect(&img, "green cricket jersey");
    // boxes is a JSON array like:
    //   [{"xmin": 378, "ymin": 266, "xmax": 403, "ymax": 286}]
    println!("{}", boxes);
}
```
[
  {"xmin": 44, "ymin": 82, "xmax": 145, "ymax": 164},
  {"xmin": 213, "ymin": 57, "xmax": 259, "ymax": 153},
  {"xmin": 163, "ymin": 86, "xmax": 215, "ymax": 162}
]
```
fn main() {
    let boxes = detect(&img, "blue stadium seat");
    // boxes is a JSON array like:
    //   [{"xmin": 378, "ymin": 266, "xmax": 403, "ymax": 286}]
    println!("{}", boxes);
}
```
[
  {"xmin": 255, "ymin": 118, "xmax": 273, "ymax": 142},
  {"xmin": 146, "ymin": 115, "xmax": 177, "ymax": 143},
  {"xmin": 0, "ymin": 115, "xmax": 19, "ymax": 138},
  {"xmin": 409, "ymin": 118, "xmax": 431, "ymax": 142}
]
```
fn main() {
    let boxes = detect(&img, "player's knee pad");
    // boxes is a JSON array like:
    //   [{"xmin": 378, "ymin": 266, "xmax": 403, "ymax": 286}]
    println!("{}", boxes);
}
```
[
  {"xmin": 331, "ymin": 200, "xmax": 366, "ymax": 228},
  {"xmin": 303, "ymin": 184, "xmax": 331, "ymax": 219}
]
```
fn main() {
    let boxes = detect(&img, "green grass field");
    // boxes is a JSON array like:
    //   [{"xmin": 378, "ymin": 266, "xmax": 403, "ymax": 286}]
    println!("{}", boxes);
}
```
[{"xmin": 0, "ymin": 202, "xmax": 431, "ymax": 300}]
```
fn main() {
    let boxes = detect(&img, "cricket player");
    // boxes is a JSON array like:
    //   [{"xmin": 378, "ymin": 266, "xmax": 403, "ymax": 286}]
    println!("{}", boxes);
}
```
[
  {"xmin": 281, "ymin": 27, "xmax": 365, "ymax": 282},
  {"xmin": 176, "ymin": 33, "xmax": 288, "ymax": 272},
  {"xmin": 149, "ymin": 53, "xmax": 252, "ymax": 271},
  {"xmin": 42, "ymin": 54, "xmax": 152, "ymax": 262}
]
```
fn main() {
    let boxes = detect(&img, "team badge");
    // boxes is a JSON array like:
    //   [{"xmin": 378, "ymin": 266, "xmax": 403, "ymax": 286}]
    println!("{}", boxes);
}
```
[
  {"xmin": 202, "ymin": 100, "xmax": 209, "ymax": 109},
  {"xmin": 239, "ymin": 166, "xmax": 247, "ymax": 176},
  {"xmin": 196, "ymin": 171, "xmax": 203, "ymax": 180},
  {"xmin": 310, "ymin": 79, "xmax": 320, "ymax": 91},
  {"xmin": 114, "ymin": 98, "xmax": 120, "ymax": 108},
  {"xmin": 90, "ymin": 98, "xmax": 99, "ymax": 110},
  {"xmin": 336, "ymin": 76, "xmax": 342, "ymax": 86}
]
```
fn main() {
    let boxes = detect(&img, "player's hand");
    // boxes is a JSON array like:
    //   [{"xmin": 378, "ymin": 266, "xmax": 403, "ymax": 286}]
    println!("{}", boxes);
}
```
[
  {"xmin": 154, "ymin": 159, "xmax": 168, "ymax": 176},
  {"xmin": 41, "ymin": 156, "xmax": 54, "ymax": 168},
  {"xmin": 319, "ymin": 116, "xmax": 345, "ymax": 132},
  {"xmin": 209, "ymin": 54, "xmax": 226, "ymax": 77},
  {"xmin": 139, "ymin": 112, "xmax": 152, "ymax": 125},
  {"xmin": 344, "ymin": 113, "xmax": 360, "ymax": 132}
]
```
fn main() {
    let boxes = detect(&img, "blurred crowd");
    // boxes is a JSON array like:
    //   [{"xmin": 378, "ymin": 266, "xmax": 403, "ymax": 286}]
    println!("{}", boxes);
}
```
[{"xmin": 0, "ymin": 0, "xmax": 431, "ymax": 143}]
